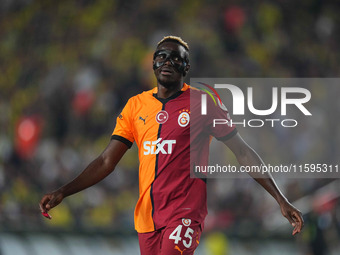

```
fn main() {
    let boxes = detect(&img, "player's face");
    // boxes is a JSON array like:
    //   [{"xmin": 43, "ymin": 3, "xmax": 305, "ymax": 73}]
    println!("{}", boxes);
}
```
[{"xmin": 153, "ymin": 41, "xmax": 189, "ymax": 88}]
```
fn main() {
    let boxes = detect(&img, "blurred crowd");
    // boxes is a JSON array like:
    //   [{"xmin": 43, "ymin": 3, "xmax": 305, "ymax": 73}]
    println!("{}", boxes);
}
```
[{"xmin": 1, "ymin": 0, "xmax": 340, "ymax": 254}]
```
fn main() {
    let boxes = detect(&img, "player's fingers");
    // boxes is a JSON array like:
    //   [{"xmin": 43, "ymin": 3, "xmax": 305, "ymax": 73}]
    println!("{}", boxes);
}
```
[
  {"xmin": 292, "ymin": 227, "xmax": 298, "ymax": 236},
  {"xmin": 290, "ymin": 220, "xmax": 299, "ymax": 235},
  {"xmin": 293, "ymin": 211, "xmax": 304, "ymax": 231},
  {"xmin": 291, "ymin": 211, "xmax": 303, "ymax": 235},
  {"xmin": 281, "ymin": 203, "xmax": 304, "ymax": 235},
  {"xmin": 46, "ymin": 197, "xmax": 57, "ymax": 210},
  {"xmin": 282, "ymin": 210, "xmax": 294, "ymax": 225},
  {"xmin": 290, "ymin": 218, "xmax": 300, "ymax": 235},
  {"xmin": 282, "ymin": 209, "xmax": 300, "ymax": 235},
  {"xmin": 39, "ymin": 195, "xmax": 51, "ymax": 212},
  {"xmin": 46, "ymin": 193, "xmax": 63, "ymax": 210}
]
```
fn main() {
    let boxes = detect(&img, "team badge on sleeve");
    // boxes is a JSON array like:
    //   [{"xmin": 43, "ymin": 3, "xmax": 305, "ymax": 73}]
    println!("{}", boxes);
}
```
[{"xmin": 182, "ymin": 218, "xmax": 191, "ymax": 226}]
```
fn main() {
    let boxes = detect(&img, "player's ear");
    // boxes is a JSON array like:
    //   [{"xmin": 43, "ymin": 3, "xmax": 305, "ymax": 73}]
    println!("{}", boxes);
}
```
[{"xmin": 183, "ymin": 64, "xmax": 190, "ymax": 77}]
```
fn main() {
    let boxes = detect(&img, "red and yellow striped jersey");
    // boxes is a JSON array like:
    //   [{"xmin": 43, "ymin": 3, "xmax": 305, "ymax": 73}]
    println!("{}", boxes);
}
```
[{"xmin": 112, "ymin": 83, "xmax": 236, "ymax": 233}]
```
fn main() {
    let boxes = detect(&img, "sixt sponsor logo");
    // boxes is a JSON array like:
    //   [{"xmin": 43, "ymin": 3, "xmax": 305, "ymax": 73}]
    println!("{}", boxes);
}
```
[{"xmin": 143, "ymin": 138, "xmax": 176, "ymax": 155}]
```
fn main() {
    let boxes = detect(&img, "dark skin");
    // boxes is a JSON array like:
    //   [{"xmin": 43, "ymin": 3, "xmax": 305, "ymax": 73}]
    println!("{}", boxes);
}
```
[
  {"xmin": 153, "ymin": 41, "xmax": 190, "ymax": 99},
  {"xmin": 40, "ymin": 40, "xmax": 303, "ymax": 235}
]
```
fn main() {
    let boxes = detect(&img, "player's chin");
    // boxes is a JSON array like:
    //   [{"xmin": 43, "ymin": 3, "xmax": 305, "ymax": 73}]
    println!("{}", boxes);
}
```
[{"xmin": 157, "ymin": 75, "xmax": 178, "ymax": 87}]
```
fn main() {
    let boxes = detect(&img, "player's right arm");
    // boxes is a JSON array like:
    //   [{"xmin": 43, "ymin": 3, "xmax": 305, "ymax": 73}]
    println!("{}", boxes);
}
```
[{"xmin": 39, "ymin": 139, "xmax": 129, "ymax": 214}]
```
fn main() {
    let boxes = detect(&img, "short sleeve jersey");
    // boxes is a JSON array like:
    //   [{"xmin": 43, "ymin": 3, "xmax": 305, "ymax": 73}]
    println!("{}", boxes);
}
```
[{"xmin": 112, "ymin": 83, "xmax": 237, "ymax": 233}]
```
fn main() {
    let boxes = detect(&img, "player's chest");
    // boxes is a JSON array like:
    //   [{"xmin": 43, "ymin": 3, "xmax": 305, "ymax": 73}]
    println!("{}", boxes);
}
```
[{"xmin": 132, "ymin": 102, "xmax": 191, "ymax": 141}]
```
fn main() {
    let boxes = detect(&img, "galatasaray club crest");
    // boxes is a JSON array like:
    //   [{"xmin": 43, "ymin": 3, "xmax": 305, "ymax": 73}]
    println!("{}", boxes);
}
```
[
  {"xmin": 178, "ymin": 110, "xmax": 190, "ymax": 127},
  {"xmin": 182, "ymin": 218, "xmax": 191, "ymax": 226}
]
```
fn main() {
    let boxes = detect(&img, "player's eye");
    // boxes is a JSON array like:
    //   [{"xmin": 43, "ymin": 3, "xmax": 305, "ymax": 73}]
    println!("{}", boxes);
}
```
[
  {"xmin": 155, "ymin": 54, "xmax": 166, "ymax": 61},
  {"xmin": 171, "ymin": 55, "xmax": 182, "ymax": 63}
]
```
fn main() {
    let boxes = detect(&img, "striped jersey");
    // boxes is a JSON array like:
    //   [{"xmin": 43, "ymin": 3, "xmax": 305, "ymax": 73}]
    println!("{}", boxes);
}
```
[{"xmin": 112, "ymin": 83, "xmax": 237, "ymax": 233}]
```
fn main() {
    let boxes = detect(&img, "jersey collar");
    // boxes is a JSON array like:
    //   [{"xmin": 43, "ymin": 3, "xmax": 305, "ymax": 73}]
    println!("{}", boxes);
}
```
[
  {"xmin": 152, "ymin": 83, "xmax": 189, "ymax": 104},
  {"xmin": 152, "ymin": 83, "xmax": 190, "ymax": 94}
]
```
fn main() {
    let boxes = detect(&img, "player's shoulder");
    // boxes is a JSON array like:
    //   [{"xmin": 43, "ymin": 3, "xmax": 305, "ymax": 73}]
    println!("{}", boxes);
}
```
[
  {"xmin": 125, "ymin": 87, "xmax": 156, "ymax": 107},
  {"xmin": 188, "ymin": 85, "xmax": 203, "ymax": 96},
  {"xmin": 130, "ymin": 88, "xmax": 154, "ymax": 100},
  {"xmin": 187, "ymin": 83, "xmax": 222, "ymax": 107},
  {"xmin": 187, "ymin": 84, "xmax": 213, "ymax": 100}
]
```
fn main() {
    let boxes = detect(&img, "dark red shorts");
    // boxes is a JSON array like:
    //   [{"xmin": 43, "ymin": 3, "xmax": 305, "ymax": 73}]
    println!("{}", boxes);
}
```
[{"xmin": 138, "ymin": 218, "xmax": 203, "ymax": 255}]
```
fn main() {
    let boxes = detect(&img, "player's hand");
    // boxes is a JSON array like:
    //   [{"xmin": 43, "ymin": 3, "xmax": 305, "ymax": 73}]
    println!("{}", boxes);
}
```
[
  {"xmin": 279, "ymin": 200, "xmax": 304, "ymax": 235},
  {"xmin": 39, "ymin": 191, "xmax": 64, "ymax": 219}
]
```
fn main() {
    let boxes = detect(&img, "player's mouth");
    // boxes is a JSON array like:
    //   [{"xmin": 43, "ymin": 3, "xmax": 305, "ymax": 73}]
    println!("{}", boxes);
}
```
[{"xmin": 160, "ymin": 67, "xmax": 174, "ymax": 76}]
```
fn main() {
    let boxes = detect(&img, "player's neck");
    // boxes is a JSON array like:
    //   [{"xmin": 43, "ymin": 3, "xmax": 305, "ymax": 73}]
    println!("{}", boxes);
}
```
[{"xmin": 157, "ymin": 82, "xmax": 183, "ymax": 99}]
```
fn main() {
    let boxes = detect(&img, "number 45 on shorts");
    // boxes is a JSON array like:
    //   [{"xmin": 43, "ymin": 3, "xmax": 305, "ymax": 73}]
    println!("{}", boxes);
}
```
[{"xmin": 168, "ymin": 218, "xmax": 201, "ymax": 249}]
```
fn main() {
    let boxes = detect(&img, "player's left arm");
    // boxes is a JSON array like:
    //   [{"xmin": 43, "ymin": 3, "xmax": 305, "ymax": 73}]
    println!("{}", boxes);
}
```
[{"xmin": 222, "ymin": 133, "xmax": 304, "ymax": 235}]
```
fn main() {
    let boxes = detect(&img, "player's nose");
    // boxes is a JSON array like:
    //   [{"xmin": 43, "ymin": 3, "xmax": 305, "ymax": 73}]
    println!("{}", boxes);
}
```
[{"xmin": 164, "ymin": 58, "xmax": 172, "ymax": 65}]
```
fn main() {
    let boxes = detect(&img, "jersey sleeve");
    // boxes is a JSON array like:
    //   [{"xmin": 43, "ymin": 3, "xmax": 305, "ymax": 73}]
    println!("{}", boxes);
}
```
[
  {"xmin": 111, "ymin": 98, "xmax": 135, "ymax": 148},
  {"xmin": 205, "ymin": 94, "xmax": 237, "ymax": 141}
]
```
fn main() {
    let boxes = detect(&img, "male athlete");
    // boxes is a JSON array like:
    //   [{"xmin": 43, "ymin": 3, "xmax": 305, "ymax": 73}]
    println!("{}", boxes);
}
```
[{"xmin": 40, "ymin": 36, "xmax": 304, "ymax": 254}]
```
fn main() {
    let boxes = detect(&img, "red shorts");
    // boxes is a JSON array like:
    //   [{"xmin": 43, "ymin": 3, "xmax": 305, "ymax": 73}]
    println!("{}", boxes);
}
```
[{"xmin": 138, "ymin": 218, "xmax": 203, "ymax": 255}]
